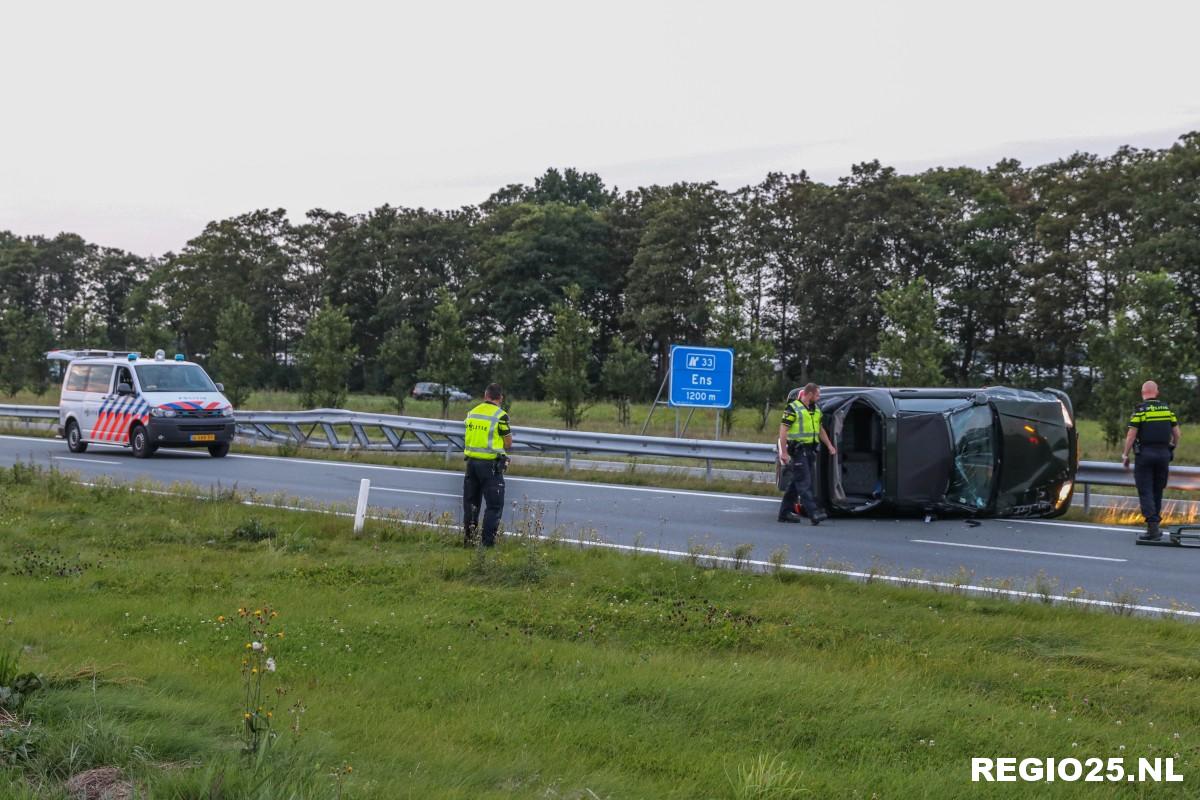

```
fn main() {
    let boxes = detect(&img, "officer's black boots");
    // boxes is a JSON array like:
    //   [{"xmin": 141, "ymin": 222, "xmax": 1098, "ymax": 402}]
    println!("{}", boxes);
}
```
[
  {"xmin": 1138, "ymin": 520, "xmax": 1162, "ymax": 542},
  {"xmin": 810, "ymin": 510, "xmax": 828, "ymax": 526},
  {"xmin": 778, "ymin": 511, "xmax": 804, "ymax": 523}
]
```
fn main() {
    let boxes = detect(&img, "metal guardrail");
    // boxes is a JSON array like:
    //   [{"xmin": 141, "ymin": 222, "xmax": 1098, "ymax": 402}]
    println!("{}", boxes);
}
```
[
  {"xmin": 0, "ymin": 405, "xmax": 59, "ymax": 420},
  {"xmin": 1, "ymin": 403, "xmax": 1197, "ymax": 492}
]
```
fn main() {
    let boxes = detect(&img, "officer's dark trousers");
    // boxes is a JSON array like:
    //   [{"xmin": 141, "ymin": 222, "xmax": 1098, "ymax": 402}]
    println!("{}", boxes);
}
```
[
  {"xmin": 464, "ymin": 457, "xmax": 505, "ymax": 547},
  {"xmin": 1134, "ymin": 444, "xmax": 1172, "ymax": 528},
  {"xmin": 779, "ymin": 445, "xmax": 819, "ymax": 518}
]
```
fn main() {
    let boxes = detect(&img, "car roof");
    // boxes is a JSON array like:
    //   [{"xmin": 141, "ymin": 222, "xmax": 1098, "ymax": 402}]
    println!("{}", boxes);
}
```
[{"xmin": 70, "ymin": 357, "xmax": 200, "ymax": 367}]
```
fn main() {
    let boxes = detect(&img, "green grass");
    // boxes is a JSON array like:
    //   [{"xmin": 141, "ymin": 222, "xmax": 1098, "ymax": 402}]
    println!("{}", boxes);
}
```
[{"xmin": 1, "ymin": 466, "xmax": 1199, "ymax": 798}]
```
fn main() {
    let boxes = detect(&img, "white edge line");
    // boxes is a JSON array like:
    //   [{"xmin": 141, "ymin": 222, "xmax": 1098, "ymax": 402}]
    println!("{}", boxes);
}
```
[
  {"xmin": 63, "ymin": 478, "xmax": 1200, "ymax": 619},
  {"xmin": 1019, "ymin": 519, "xmax": 1140, "ymax": 534},
  {"xmin": 53, "ymin": 456, "xmax": 121, "ymax": 465},
  {"xmin": 910, "ymin": 539, "xmax": 1127, "ymax": 563},
  {"xmin": 370, "ymin": 487, "xmax": 460, "ymax": 499}
]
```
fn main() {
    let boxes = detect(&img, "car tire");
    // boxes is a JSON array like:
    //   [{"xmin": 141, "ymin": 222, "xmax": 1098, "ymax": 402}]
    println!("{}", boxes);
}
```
[
  {"xmin": 208, "ymin": 443, "xmax": 230, "ymax": 458},
  {"xmin": 66, "ymin": 420, "xmax": 88, "ymax": 453},
  {"xmin": 131, "ymin": 424, "xmax": 156, "ymax": 458}
]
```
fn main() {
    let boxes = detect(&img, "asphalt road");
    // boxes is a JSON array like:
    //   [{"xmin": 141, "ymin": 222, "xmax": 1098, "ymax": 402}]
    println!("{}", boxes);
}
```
[{"xmin": 4, "ymin": 433, "xmax": 1198, "ymax": 616}]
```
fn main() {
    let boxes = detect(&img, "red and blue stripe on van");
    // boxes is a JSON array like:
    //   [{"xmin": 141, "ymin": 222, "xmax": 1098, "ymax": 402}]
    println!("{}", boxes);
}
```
[
  {"xmin": 160, "ymin": 401, "xmax": 226, "ymax": 412},
  {"xmin": 91, "ymin": 396, "xmax": 152, "ymax": 443}
]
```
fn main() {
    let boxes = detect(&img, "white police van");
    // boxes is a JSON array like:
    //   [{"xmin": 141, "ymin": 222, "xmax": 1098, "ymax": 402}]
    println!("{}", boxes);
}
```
[{"xmin": 55, "ymin": 349, "xmax": 235, "ymax": 458}]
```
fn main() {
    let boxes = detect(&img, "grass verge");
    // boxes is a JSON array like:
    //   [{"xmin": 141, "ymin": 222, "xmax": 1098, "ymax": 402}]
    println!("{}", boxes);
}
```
[{"xmin": 0, "ymin": 466, "xmax": 1198, "ymax": 798}]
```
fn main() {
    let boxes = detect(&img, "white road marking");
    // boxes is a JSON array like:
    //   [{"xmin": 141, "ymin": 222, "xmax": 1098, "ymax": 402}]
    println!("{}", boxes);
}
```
[
  {"xmin": 370, "ymin": 487, "xmax": 459, "ymax": 499},
  {"xmin": 218, "ymin": 450, "xmax": 779, "ymax": 502},
  {"xmin": 1017, "ymin": 519, "xmax": 1138, "ymax": 534},
  {"xmin": 911, "ymin": 539, "xmax": 1127, "ymax": 563},
  {"xmin": 53, "ymin": 456, "xmax": 121, "ymax": 465}
]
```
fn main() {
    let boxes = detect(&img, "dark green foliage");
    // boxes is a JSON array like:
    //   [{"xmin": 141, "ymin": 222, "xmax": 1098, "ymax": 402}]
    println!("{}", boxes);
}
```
[
  {"xmin": 231, "ymin": 518, "xmax": 278, "ymax": 542},
  {"xmin": 379, "ymin": 321, "xmax": 420, "ymax": 414},
  {"xmin": 2, "ymin": 134, "xmax": 1199, "ymax": 434},
  {"xmin": 209, "ymin": 299, "xmax": 264, "ymax": 407},
  {"xmin": 0, "ymin": 309, "xmax": 52, "ymax": 394},
  {"xmin": 542, "ymin": 285, "xmax": 594, "ymax": 429},
  {"xmin": 491, "ymin": 332, "xmax": 525, "ymax": 413},
  {"xmin": 296, "ymin": 303, "xmax": 357, "ymax": 409},
  {"xmin": 424, "ymin": 289, "xmax": 472, "ymax": 419},
  {"xmin": 601, "ymin": 338, "xmax": 649, "ymax": 426},
  {"xmin": 0, "ymin": 652, "xmax": 42, "ymax": 713},
  {"xmin": 875, "ymin": 277, "xmax": 950, "ymax": 386}
]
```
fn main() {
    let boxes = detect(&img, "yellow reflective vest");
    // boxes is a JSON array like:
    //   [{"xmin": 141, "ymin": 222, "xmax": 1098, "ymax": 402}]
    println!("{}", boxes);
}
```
[
  {"xmin": 464, "ymin": 402, "xmax": 507, "ymax": 460},
  {"xmin": 786, "ymin": 400, "xmax": 822, "ymax": 445}
]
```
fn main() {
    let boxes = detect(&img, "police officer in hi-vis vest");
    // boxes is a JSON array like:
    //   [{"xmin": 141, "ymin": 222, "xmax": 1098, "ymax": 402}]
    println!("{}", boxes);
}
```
[
  {"xmin": 777, "ymin": 382, "xmax": 837, "ymax": 525},
  {"xmin": 1121, "ymin": 380, "xmax": 1181, "ymax": 541},
  {"xmin": 463, "ymin": 383, "xmax": 513, "ymax": 547}
]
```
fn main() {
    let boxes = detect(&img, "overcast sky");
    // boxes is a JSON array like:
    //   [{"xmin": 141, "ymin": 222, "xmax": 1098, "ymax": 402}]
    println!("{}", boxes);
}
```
[{"xmin": 1, "ymin": 0, "xmax": 1196, "ymax": 255}]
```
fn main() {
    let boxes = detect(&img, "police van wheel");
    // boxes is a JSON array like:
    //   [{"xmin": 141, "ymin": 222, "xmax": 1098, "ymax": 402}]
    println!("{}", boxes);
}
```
[
  {"xmin": 66, "ymin": 420, "xmax": 88, "ymax": 453},
  {"xmin": 208, "ymin": 443, "xmax": 230, "ymax": 458},
  {"xmin": 131, "ymin": 425, "xmax": 155, "ymax": 459}
]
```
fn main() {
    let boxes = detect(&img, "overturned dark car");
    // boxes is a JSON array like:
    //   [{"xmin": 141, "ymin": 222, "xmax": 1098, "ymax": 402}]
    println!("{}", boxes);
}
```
[{"xmin": 788, "ymin": 386, "xmax": 1078, "ymax": 519}]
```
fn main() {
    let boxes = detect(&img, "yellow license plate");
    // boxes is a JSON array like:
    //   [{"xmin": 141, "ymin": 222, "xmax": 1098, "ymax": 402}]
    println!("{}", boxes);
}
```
[{"xmin": 190, "ymin": 434, "xmax": 216, "ymax": 442}]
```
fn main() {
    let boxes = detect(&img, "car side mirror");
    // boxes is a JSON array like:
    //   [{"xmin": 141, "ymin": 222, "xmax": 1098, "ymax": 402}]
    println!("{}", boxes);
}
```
[
  {"xmin": 215, "ymin": 383, "xmax": 225, "ymax": 392},
  {"xmin": 117, "ymin": 382, "xmax": 133, "ymax": 396}
]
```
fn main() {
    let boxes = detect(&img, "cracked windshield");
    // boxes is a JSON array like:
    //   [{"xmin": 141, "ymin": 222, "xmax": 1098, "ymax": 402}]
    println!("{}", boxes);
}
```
[{"xmin": 947, "ymin": 405, "xmax": 996, "ymax": 509}]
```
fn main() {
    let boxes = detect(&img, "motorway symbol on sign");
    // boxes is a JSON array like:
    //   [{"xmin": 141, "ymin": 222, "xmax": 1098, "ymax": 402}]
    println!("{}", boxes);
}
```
[{"xmin": 669, "ymin": 345, "xmax": 734, "ymax": 409}]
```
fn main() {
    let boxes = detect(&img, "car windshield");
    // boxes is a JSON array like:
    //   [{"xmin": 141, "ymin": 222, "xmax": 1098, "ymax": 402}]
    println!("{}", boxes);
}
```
[
  {"xmin": 135, "ymin": 364, "xmax": 217, "ymax": 393},
  {"xmin": 946, "ymin": 404, "xmax": 997, "ymax": 510}
]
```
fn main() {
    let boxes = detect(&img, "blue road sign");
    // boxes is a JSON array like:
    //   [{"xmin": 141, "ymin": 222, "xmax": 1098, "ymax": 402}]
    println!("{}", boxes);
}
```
[{"xmin": 669, "ymin": 345, "xmax": 734, "ymax": 408}]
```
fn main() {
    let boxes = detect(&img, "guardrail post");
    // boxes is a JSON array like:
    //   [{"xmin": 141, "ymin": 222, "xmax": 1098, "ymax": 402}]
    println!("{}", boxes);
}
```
[
  {"xmin": 1083, "ymin": 484, "xmax": 1090, "ymax": 513},
  {"xmin": 564, "ymin": 449, "xmax": 572, "ymax": 472},
  {"xmin": 705, "ymin": 458, "xmax": 712, "ymax": 482},
  {"xmin": 353, "ymin": 478, "xmax": 370, "ymax": 535}
]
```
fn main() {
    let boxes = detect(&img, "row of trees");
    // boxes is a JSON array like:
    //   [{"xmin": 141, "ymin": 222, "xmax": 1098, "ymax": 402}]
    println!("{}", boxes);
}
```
[{"xmin": 1, "ymin": 132, "xmax": 1198, "ymax": 428}]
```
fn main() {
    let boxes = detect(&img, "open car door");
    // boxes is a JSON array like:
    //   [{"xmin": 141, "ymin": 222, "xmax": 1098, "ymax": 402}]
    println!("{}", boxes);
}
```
[{"xmin": 827, "ymin": 394, "xmax": 887, "ymax": 513}]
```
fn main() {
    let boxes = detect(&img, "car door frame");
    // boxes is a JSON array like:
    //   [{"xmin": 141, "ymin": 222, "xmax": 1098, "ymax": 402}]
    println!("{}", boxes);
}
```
[{"xmin": 84, "ymin": 364, "xmax": 117, "ymax": 442}]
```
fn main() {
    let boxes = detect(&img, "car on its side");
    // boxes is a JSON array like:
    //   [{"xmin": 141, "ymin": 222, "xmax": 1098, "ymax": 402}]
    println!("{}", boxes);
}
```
[
  {"xmin": 56, "ymin": 350, "xmax": 235, "ymax": 458},
  {"xmin": 411, "ymin": 382, "xmax": 472, "ymax": 402},
  {"xmin": 786, "ymin": 385, "xmax": 1077, "ymax": 518}
]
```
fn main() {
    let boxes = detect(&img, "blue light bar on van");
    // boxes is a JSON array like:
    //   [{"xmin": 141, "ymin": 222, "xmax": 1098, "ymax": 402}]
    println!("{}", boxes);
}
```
[
  {"xmin": 127, "ymin": 353, "xmax": 138, "ymax": 361},
  {"xmin": 174, "ymin": 354, "xmax": 185, "ymax": 361}
]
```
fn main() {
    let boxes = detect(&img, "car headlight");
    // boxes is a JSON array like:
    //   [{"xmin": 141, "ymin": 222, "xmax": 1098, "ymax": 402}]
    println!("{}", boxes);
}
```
[
  {"xmin": 1057, "ymin": 481, "xmax": 1074, "ymax": 507},
  {"xmin": 150, "ymin": 407, "xmax": 178, "ymax": 418},
  {"xmin": 1059, "ymin": 400, "xmax": 1073, "ymax": 428}
]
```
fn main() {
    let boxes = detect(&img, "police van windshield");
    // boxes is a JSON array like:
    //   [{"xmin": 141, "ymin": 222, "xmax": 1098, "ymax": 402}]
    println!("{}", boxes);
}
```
[
  {"xmin": 946, "ymin": 404, "xmax": 997, "ymax": 510},
  {"xmin": 134, "ymin": 365, "xmax": 217, "ymax": 393}
]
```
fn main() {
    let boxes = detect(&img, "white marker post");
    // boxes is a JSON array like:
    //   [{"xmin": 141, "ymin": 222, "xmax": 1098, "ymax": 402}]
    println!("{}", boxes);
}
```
[{"xmin": 353, "ymin": 478, "xmax": 370, "ymax": 534}]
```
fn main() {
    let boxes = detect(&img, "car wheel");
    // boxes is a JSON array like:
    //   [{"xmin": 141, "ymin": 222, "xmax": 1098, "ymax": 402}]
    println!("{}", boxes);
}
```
[
  {"xmin": 208, "ymin": 442, "xmax": 230, "ymax": 458},
  {"xmin": 131, "ymin": 424, "xmax": 156, "ymax": 458},
  {"xmin": 66, "ymin": 420, "xmax": 88, "ymax": 453}
]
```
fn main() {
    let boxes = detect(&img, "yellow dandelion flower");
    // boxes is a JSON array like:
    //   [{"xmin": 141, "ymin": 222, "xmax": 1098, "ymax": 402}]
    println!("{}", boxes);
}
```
[
  {"xmin": 252, "ymin": 667, "xmax": 258, "ymax": 674},
  {"xmin": 245, "ymin": 643, "xmax": 252, "ymax": 649},
  {"xmin": 346, "ymin": 766, "xmax": 353, "ymax": 773},
  {"xmin": 244, "ymin": 712, "xmax": 251, "ymax": 720},
  {"xmin": 216, "ymin": 615, "xmax": 225, "ymax": 623},
  {"xmin": 267, "ymin": 711, "xmax": 273, "ymax": 719},
  {"xmin": 270, "ymin": 611, "xmax": 278, "ymax": 618},
  {"xmin": 238, "ymin": 608, "xmax": 247, "ymax": 617},
  {"xmin": 276, "ymin": 632, "xmax": 285, "ymax": 639},
  {"xmin": 254, "ymin": 609, "xmax": 263, "ymax": 617}
]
